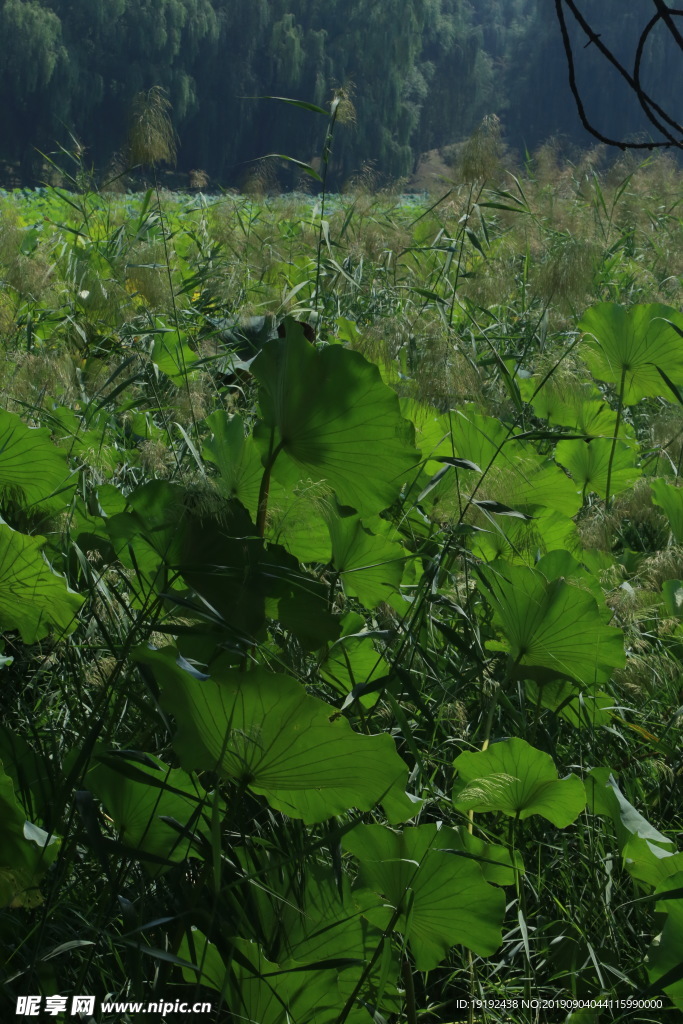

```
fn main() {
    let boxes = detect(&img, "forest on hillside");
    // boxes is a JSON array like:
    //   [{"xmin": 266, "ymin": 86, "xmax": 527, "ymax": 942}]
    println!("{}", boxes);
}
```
[{"xmin": 1, "ymin": 0, "xmax": 683, "ymax": 188}]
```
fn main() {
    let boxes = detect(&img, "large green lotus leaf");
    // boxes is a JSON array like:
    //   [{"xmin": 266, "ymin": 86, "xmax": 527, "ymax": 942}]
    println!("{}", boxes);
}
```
[
  {"xmin": 247, "ymin": 863, "xmax": 375, "ymax": 964},
  {"xmin": 434, "ymin": 825, "xmax": 525, "ymax": 887},
  {"xmin": 646, "ymin": 871, "xmax": 683, "ymax": 1009},
  {"xmin": 202, "ymin": 411, "xmax": 262, "ymax": 514},
  {"xmin": 469, "ymin": 508, "xmax": 577, "ymax": 565},
  {"xmin": 181, "ymin": 516, "xmax": 339, "ymax": 648},
  {"xmin": 517, "ymin": 377, "xmax": 637, "ymax": 448},
  {"xmin": 622, "ymin": 835, "xmax": 683, "ymax": 889},
  {"xmin": 518, "ymin": 376, "xmax": 613, "ymax": 431},
  {"xmin": 135, "ymin": 646, "xmax": 418, "ymax": 824},
  {"xmin": 651, "ymin": 479, "xmax": 683, "ymax": 543},
  {"xmin": 0, "ymin": 760, "xmax": 59, "ymax": 908},
  {"xmin": 202, "ymin": 412, "xmax": 341, "ymax": 563},
  {"xmin": 400, "ymin": 399, "xmax": 458, "ymax": 472},
  {"xmin": 502, "ymin": 457, "xmax": 581, "ymax": 516},
  {"xmin": 402, "ymin": 401, "xmax": 579, "ymax": 519},
  {"xmin": 328, "ymin": 513, "xmax": 406, "ymax": 608},
  {"xmin": 0, "ymin": 524, "xmax": 83, "ymax": 641},
  {"xmin": 318, "ymin": 633, "xmax": 390, "ymax": 707},
  {"xmin": 445, "ymin": 406, "xmax": 579, "ymax": 517},
  {"xmin": 236, "ymin": 860, "xmax": 401, "ymax": 1016},
  {"xmin": 266, "ymin": 477, "xmax": 332, "ymax": 563},
  {"xmin": 477, "ymin": 560, "xmax": 625, "ymax": 683},
  {"xmin": 178, "ymin": 932, "xmax": 363, "ymax": 1024},
  {"xmin": 342, "ymin": 823, "xmax": 505, "ymax": 969},
  {"xmin": 585, "ymin": 768, "xmax": 674, "ymax": 854},
  {"xmin": 107, "ymin": 481, "xmax": 338, "ymax": 646},
  {"xmin": 105, "ymin": 481, "xmax": 186, "ymax": 571},
  {"xmin": 580, "ymin": 302, "xmax": 683, "ymax": 404},
  {"xmin": 525, "ymin": 679, "xmax": 614, "ymax": 729},
  {"xmin": 86, "ymin": 751, "xmax": 210, "ymax": 874},
  {"xmin": 252, "ymin": 319, "xmax": 420, "ymax": 514},
  {"xmin": 269, "ymin": 587, "xmax": 341, "ymax": 650},
  {"xmin": 449, "ymin": 404, "xmax": 508, "ymax": 467},
  {"xmin": 151, "ymin": 322, "xmax": 199, "ymax": 381},
  {"xmin": 452, "ymin": 738, "xmax": 586, "ymax": 827},
  {"xmin": 555, "ymin": 437, "xmax": 640, "ymax": 501},
  {"xmin": 105, "ymin": 481, "xmax": 188, "ymax": 604},
  {"xmin": 96, "ymin": 484, "xmax": 128, "ymax": 518},
  {"xmin": 535, "ymin": 549, "xmax": 613, "ymax": 623},
  {"xmin": 0, "ymin": 408, "xmax": 73, "ymax": 510}
]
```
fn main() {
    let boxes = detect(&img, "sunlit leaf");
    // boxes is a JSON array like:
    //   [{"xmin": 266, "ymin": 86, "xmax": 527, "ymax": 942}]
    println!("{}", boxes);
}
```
[
  {"xmin": 555, "ymin": 437, "xmax": 640, "ymax": 500},
  {"xmin": 452, "ymin": 738, "xmax": 586, "ymax": 827},
  {"xmin": 151, "ymin": 321, "xmax": 198, "ymax": 380},
  {"xmin": 253, "ymin": 319, "xmax": 420, "ymax": 514},
  {"xmin": 0, "ymin": 408, "xmax": 73, "ymax": 510},
  {"xmin": 178, "ymin": 931, "xmax": 365, "ymax": 1024},
  {"xmin": 86, "ymin": 750, "xmax": 211, "ymax": 874},
  {"xmin": 328, "ymin": 513, "xmax": 406, "ymax": 608},
  {"xmin": 343, "ymin": 823, "xmax": 505, "ymax": 969},
  {"xmin": 203, "ymin": 411, "xmax": 262, "ymax": 514},
  {"xmin": 477, "ymin": 559, "xmax": 625, "ymax": 684},
  {"xmin": 651, "ymin": 479, "xmax": 683, "ymax": 543},
  {"xmin": 585, "ymin": 768, "xmax": 674, "ymax": 853},
  {"xmin": 0, "ymin": 524, "xmax": 83, "ymax": 641},
  {"xmin": 135, "ymin": 647, "xmax": 419, "ymax": 824},
  {"xmin": 580, "ymin": 303, "xmax": 683, "ymax": 404}
]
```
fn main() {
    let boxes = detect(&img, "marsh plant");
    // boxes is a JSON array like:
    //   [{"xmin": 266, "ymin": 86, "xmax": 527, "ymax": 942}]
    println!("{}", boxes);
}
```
[{"xmin": 1, "ymin": 131, "xmax": 683, "ymax": 1024}]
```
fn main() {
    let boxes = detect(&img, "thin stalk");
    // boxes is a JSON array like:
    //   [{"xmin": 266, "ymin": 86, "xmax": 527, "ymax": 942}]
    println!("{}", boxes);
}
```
[
  {"xmin": 605, "ymin": 364, "xmax": 627, "ymax": 511},
  {"xmin": 152, "ymin": 164, "xmax": 199, "ymax": 442},
  {"xmin": 402, "ymin": 955, "xmax": 418, "ymax": 1024},
  {"xmin": 256, "ymin": 434, "xmax": 284, "ymax": 537},
  {"xmin": 313, "ymin": 96, "xmax": 341, "ymax": 317},
  {"xmin": 448, "ymin": 181, "xmax": 476, "ymax": 327}
]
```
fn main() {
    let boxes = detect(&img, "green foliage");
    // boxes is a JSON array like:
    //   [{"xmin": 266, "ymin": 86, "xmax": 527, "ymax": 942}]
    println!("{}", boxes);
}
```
[
  {"xmin": 477, "ymin": 558, "xmax": 625, "ymax": 684},
  {"xmin": 252, "ymin": 320, "xmax": 419, "ymax": 516},
  {"xmin": 452, "ymin": 738, "xmax": 586, "ymax": 827},
  {"xmin": 135, "ymin": 646, "xmax": 418, "ymax": 824},
  {"xmin": 85, "ymin": 750, "xmax": 212, "ymax": 873},
  {"xmin": 0, "ymin": 525, "xmax": 83, "ymax": 641},
  {"xmin": 0, "ymin": 762, "xmax": 59, "ymax": 908},
  {"xmin": 0, "ymin": 408, "xmax": 72, "ymax": 510},
  {"xmin": 2, "ymin": 167, "xmax": 683, "ymax": 1022},
  {"xmin": 342, "ymin": 824, "xmax": 506, "ymax": 970},
  {"xmin": 580, "ymin": 303, "xmax": 683, "ymax": 405}
]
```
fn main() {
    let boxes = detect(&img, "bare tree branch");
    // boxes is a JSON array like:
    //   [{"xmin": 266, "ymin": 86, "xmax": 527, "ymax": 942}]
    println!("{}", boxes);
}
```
[{"xmin": 554, "ymin": 0, "xmax": 683, "ymax": 149}]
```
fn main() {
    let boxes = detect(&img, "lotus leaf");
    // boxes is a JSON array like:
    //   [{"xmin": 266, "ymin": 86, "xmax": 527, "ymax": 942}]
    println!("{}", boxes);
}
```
[
  {"xmin": 342, "ymin": 822, "xmax": 505, "ymax": 969},
  {"xmin": 452, "ymin": 738, "xmax": 586, "ymax": 827},
  {"xmin": 477, "ymin": 559, "xmax": 625, "ymax": 683},
  {"xmin": 252, "ymin": 319, "xmax": 420, "ymax": 514},
  {"xmin": 135, "ymin": 646, "xmax": 418, "ymax": 824},
  {"xmin": 0, "ymin": 524, "xmax": 83, "ymax": 641},
  {"xmin": 580, "ymin": 302, "xmax": 683, "ymax": 404}
]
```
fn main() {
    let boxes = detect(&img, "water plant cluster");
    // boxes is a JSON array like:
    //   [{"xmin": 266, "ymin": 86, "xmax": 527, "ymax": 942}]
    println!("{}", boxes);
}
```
[{"xmin": 1, "ymin": 140, "xmax": 683, "ymax": 1023}]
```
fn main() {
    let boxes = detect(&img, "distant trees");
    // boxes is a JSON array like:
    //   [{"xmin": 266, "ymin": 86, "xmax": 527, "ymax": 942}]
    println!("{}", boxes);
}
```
[
  {"xmin": 1, "ymin": 0, "xmax": 683, "ymax": 187},
  {"xmin": 0, "ymin": 0, "xmax": 494, "ymax": 186}
]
